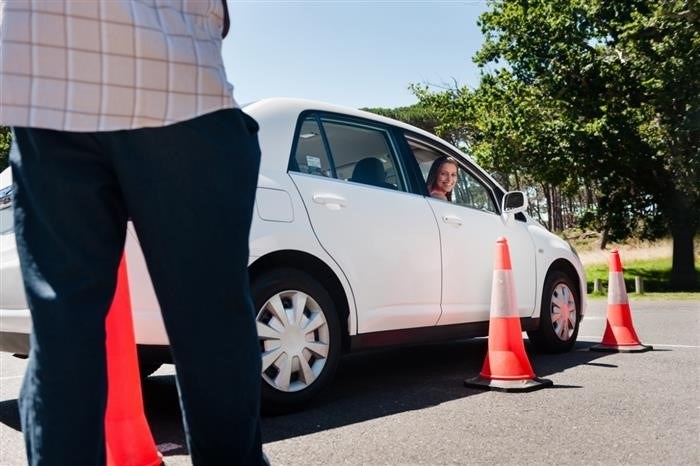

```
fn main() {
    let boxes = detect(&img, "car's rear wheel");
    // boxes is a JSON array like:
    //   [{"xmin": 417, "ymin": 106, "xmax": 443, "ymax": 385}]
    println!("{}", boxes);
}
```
[
  {"xmin": 252, "ymin": 268, "xmax": 341, "ymax": 414},
  {"xmin": 527, "ymin": 270, "xmax": 580, "ymax": 353}
]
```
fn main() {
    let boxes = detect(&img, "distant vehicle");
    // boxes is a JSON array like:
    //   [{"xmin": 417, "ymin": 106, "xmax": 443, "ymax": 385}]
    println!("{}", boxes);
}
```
[{"xmin": 0, "ymin": 98, "xmax": 586, "ymax": 412}]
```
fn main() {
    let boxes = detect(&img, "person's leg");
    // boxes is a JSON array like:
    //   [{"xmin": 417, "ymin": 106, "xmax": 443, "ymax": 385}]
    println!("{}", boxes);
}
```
[
  {"xmin": 104, "ymin": 108, "xmax": 263, "ymax": 465},
  {"xmin": 11, "ymin": 128, "xmax": 128, "ymax": 465}
]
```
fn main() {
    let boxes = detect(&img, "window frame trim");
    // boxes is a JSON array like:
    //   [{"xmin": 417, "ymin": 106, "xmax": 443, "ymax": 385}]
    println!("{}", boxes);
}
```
[
  {"xmin": 402, "ymin": 131, "xmax": 504, "ymax": 214},
  {"xmin": 288, "ymin": 110, "xmax": 411, "ymax": 193}
]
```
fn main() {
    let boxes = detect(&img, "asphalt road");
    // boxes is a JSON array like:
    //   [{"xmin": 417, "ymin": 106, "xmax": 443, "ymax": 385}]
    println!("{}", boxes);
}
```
[{"xmin": 1, "ymin": 298, "xmax": 698, "ymax": 465}]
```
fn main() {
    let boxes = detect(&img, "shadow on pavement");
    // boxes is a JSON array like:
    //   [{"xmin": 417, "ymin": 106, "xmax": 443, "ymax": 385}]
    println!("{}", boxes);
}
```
[
  {"xmin": 141, "ymin": 375, "xmax": 188, "ymax": 456},
  {"xmin": 0, "ymin": 399, "xmax": 20, "ymax": 431},
  {"xmin": 260, "ymin": 338, "xmax": 611, "ymax": 443},
  {"xmin": 0, "ymin": 338, "xmax": 615, "ymax": 453}
]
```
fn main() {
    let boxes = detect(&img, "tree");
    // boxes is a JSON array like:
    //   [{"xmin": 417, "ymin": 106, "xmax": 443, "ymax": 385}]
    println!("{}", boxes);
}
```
[
  {"xmin": 0, "ymin": 126, "xmax": 10, "ymax": 171},
  {"xmin": 414, "ymin": 0, "xmax": 699, "ymax": 290},
  {"xmin": 362, "ymin": 103, "xmax": 453, "ymax": 141}
]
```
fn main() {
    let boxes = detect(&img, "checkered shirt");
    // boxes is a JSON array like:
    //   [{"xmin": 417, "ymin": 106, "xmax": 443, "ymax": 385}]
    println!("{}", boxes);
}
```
[{"xmin": 0, "ymin": 0, "xmax": 237, "ymax": 132}]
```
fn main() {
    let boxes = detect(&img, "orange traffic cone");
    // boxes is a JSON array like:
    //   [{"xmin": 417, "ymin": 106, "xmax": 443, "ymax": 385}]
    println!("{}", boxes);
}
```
[
  {"xmin": 105, "ymin": 255, "xmax": 163, "ymax": 466},
  {"xmin": 464, "ymin": 237, "xmax": 553, "ymax": 392},
  {"xmin": 590, "ymin": 250, "xmax": 652, "ymax": 353}
]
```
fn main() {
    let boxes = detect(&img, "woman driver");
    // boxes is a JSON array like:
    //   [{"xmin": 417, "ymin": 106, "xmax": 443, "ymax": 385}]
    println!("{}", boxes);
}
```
[{"xmin": 426, "ymin": 156, "xmax": 459, "ymax": 201}]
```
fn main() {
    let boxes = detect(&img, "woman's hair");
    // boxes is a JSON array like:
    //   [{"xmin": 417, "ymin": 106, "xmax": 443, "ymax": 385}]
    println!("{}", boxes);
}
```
[{"xmin": 425, "ymin": 156, "xmax": 459, "ymax": 201}]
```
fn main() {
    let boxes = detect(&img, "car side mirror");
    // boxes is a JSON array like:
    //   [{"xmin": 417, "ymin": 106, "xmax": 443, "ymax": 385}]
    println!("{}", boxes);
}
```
[{"xmin": 501, "ymin": 191, "xmax": 528, "ymax": 221}]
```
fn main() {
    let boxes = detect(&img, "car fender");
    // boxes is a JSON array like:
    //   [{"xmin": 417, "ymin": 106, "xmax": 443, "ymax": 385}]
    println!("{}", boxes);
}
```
[{"xmin": 526, "ymin": 221, "xmax": 588, "ymax": 318}]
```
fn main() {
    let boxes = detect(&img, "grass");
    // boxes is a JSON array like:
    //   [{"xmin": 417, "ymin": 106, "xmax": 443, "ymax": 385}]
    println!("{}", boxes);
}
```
[
  {"xmin": 565, "ymin": 233, "xmax": 700, "ymax": 297},
  {"xmin": 585, "ymin": 262, "xmax": 700, "ymax": 297},
  {"xmin": 584, "ymin": 257, "xmax": 698, "ymax": 293}
]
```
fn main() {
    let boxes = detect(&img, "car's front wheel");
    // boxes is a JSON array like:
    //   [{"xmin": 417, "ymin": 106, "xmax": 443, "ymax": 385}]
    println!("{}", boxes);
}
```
[
  {"xmin": 527, "ymin": 270, "xmax": 580, "ymax": 353},
  {"xmin": 252, "ymin": 268, "xmax": 342, "ymax": 413}
]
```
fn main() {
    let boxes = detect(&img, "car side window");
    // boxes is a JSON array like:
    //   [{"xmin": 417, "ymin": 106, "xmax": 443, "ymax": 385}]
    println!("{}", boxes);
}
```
[
  {"xmin": 452, "ymin": 170, "xmax": 498, "ymax": 213},
  {"xmin": 323, "ymin": 120, "xmax": 404, "ymax": 191},
  {"xmin": 291, "ymin": 114, "xmax": 405, "ymax": 191},
  {"xmin": 409, "ymin": 138, "xmax": 498, "ymax": 213},
  {"xmin": 292, "ymin": 117, "xmax": 334, "ymax": 177}
]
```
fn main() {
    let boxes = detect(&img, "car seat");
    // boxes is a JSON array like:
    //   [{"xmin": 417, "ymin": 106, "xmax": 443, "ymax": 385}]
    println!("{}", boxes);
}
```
[{"xmin": 349, "ymin": 157, "xmax": 397, "ymax": 189}]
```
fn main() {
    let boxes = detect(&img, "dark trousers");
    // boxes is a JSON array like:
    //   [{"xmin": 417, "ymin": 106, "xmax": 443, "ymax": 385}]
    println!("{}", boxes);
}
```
[{"xmin": 11, "ymin": 108, "xmax": 263, "ymax": 465}]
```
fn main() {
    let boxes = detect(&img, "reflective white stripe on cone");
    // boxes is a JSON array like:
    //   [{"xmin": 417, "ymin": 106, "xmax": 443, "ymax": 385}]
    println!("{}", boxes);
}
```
[{"xmin": 465, "ymin": 237, "xmax": 552, "ymax": 392}]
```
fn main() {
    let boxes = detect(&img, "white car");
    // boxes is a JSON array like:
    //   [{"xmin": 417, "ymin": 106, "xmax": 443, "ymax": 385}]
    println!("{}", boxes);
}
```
[{"xmin": 0, "ymin": 98, "xmax": 586, "ymax": 412}]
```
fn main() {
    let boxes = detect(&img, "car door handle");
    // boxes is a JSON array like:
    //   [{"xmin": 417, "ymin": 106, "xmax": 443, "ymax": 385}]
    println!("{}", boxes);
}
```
[
  {"xmin": 442, "ymin": 215, "xmax": 463, "ymax": 226},
  {"xmin": 312, "ymin": 194, "xmax": 347, "ymax": 210}
]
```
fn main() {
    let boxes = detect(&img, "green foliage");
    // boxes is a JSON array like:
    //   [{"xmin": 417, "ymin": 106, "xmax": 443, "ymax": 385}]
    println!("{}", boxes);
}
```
[
  {"xmin": 362, "ymin": 104, "xmax": 448, "ymax": 141},
  {"xmin": 0, "ymin": 126, "xmax": 10, "ymax": 171},
  {"xmin": 413, "ymin": 0, "xmax": 700, "ymax": 289},
  {"xmin": 406, "ymin": 84, "xmax": 477, "ymax": 149}
]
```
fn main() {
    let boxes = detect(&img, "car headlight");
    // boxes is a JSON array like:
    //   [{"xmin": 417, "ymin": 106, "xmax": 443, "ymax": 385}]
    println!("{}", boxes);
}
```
[{"xmin": 0, "ymin": 184, "xmax": 15, "ymax": 234}]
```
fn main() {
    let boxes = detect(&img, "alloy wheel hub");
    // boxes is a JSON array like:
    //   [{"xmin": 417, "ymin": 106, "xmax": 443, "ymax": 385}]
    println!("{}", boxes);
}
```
[
  {"xmin": 256, "ymin": 290, "xmax": 330, "ymax": 392},
  {"xmin": 550, "ymin": 283, "xmax": 577, "ymax": 341}
]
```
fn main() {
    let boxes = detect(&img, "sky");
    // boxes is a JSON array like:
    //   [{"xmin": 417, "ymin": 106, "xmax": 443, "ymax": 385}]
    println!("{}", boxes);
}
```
[{"xmin": 223, "ymin": 1, "xmax": 491, "ymax": 110}]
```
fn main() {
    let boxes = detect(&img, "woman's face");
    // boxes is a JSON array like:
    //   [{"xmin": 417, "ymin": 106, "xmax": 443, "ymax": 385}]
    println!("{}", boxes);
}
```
[{"xmin": 435, "ymin": 162, "xmax": 458, "ymax": 193}]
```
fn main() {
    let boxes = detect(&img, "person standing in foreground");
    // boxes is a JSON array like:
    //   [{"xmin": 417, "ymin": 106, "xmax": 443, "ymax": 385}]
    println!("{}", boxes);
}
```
[{"xmin": 0, "ymin": 1, "xmax": 266, "ymax": 464}]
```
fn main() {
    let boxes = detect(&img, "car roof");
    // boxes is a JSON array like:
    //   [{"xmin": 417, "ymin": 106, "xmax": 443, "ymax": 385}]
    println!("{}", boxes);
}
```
[
  {"xmin": 243, "ymin": 97, "xmax": 468, "ymax": 156},
  {"xmin": 242, "ymin": 97, "xmax": 505, "ymax": 192}
]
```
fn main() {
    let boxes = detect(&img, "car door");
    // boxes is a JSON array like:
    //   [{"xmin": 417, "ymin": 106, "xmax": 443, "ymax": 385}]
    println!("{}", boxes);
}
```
[
  {"xmin": 407, "ymin": 136, "xmax": 537, "ymax": 325},
  {"xmin": 289, "ymin": 113, "xmax": 442, "ymax": 333}
]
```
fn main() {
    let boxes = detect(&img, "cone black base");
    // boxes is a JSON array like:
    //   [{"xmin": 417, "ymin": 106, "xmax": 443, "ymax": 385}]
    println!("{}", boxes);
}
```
[
  {"xmin": 590, "ymin": 343, "xmax": 653, "ymax": 353},
  {"xmin": 464, "ymin": 376, "xmax": 553, "ymax": 392}
]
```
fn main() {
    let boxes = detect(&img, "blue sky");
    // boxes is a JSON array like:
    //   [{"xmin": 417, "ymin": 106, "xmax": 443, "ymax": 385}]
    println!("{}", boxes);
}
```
[{"xmin": 223, "ymin": 1, "xmax": 490, "ymax": 109}]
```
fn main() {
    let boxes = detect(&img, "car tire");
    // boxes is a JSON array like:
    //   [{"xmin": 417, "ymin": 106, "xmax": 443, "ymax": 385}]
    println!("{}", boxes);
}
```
[
  {"xmin": 252, "ymin": 268, "xmax": 342, "ymax": 414},
  {"xmin": 527, "ymin": 270, "xmax": 580, "ymax": 353}
]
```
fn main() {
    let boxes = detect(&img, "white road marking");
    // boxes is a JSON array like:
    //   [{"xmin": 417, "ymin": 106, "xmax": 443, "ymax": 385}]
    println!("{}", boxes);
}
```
[
  {"xmin": 157, "ymin": 443, "xmax": 183, "ymax": 453},
  {"xmin": 579, "ymin": 336, "xmax": 699, "ymax": 349}
]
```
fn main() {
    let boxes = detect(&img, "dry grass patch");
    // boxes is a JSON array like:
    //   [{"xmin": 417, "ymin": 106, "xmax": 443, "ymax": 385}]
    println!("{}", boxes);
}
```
[
  {"xmin": 563, "ymin": 232, "xmax": 699, "ymax": 294},
  {"xmin": 576, "ymin": 237, "xmax": 674, "ymax": 266}
]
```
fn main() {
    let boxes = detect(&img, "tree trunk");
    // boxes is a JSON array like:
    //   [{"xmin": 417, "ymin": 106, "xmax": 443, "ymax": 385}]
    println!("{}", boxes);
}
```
[
  {"xmin": 543, "ymin": 184, "xmax": 552, "ymax": 231},
  {"xmin": 665, "ymin": 163, "xmax": 698, "ymax": 290},
  {"xmin": 598, "ymin": 227, "xmax": 609, "ymax": 250},
  {"xmin": 670, "ymin": 221, "xmax": 697, "ymax": 291},
  {"xmin": 551, "ymin": 186, "xmax": 563, "ymax": 232},
  {"xmin": 585, "ymin": 183, "xmax": 595, "ymax": 210}
]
